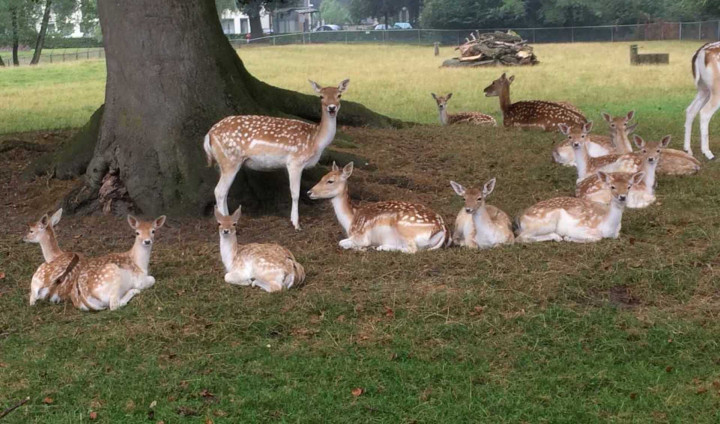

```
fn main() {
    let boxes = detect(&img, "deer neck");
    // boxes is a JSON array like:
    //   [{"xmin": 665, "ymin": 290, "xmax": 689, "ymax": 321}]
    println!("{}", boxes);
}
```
[
  {"xmin": 499, "ymin": 84, "xmax": 511, "ymax": 115},
  {"xmin": 600, "ymin": 199, "xmax": 626, "ymax": 236},
  {"xmin": 642, "ymin": 161, "xmax": 658, "ymax": 193},
  {"xmin": 39, "ymin": 229, "xmax": 63, "ymax": 263},
  {"xmin": 612, "ymin": 128, "xmax": 633, "ymax": 153},
  {"xmin": 438, "ymin": 108, "xmax": 448, "ymax": 125},
  {"xmin": 471, "ymin": 203, "xmax": 491, "ymax": 228},
  {"xmin": 313, "ymin": 109, "xmax": 337, "ymax": 152},
  {"xmin": 129, "ymin": 239, "xmax": 153, "ymax": 274},
  {"xmin": 219, "ymin": 233, "xmax": 238, "ymax": 272},
  {"xmin": 574, "ymin": 144, "xmax": 590, "ymax": 180},
  {"xmin": 331, "ymin": 186, "xmax": 354, "ymax": 234}
]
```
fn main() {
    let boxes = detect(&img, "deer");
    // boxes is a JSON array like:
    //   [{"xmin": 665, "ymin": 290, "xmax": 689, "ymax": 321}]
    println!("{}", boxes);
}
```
[
  {"xmin": 684, "ymin": 41, "xmax": 720, "ymax": 160},
  {"xmin": 23, "ymin": 209, "xmax": 82, "ymax": 306},
  {"xmin": 576, "ymin": 145, "xmax": 660, "ymax": 209},
  {"xmin": 449, "ymin": 178, "xmax": 514, "ymax": 248},
  {"xmin": 516, "ymin": 171, "xmax": 644, "ymax": 243},
  {"xmin": 572, "ymin": 133, "xmax": 671, "ymax": 181},
  {"xmin": 483, "ymin": 73, "xmax": 587, "ymax": 132},
  {"xmin": 72, "ymin": 215, "xmax": 165, "ymax": 311},
  {"xmin": 307, "ymin": 162, "xmax": 450, "ymax": 253},
  {"xmin": 552, "ymin": 113, "xmax": 638, "ymax": 166},
  {"xmin": 431, "ymin": 93, "xmax": 496, "ymax": 126},
  {"xmin": 204, "ymin": 79, "xmax": 350, "ymax": 230},
  {"xmin": 214, "ymin": 206, "xmax": 305, "ymax": 292}
]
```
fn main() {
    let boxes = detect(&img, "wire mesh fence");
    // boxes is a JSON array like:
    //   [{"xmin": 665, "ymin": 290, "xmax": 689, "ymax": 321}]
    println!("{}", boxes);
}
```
[{"xmin": 0, "ymin": 47, "xmax": 104, "ymax": 66}]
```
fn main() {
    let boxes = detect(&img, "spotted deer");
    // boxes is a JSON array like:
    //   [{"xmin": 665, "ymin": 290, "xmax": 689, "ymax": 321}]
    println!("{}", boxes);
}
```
[
  {"xmin": 204, "ymin": 79, "xmax": 350, "ymax": 230},
  {"xmin": 553, "ymin": 113, "xmax": 638, "ymax": 166},
  {"xmin": 602, "ymin": 111, "xmax": 637, "ymax": 153},
  {"xmin": 23, "ymin": 209, "xmax": 82, "ymax": 306},
  {"xmin": 431, "ymin": 93, "xmax": 496, "ymax": 126},
  {"xmin": 449, "ymin": 178, "xmax": 514, "ymax": 249},
  {"xmin": 684, "ymin": 41, "xmax": 720, "ymax": 159},
  {"xmin": 214, "ymin": 206, "xmax": 304, "ymax": 292},
  {"xmin": 483, "ymin": 73, "xmax": 587, "ymax": 131},
  {"xmin": 308, "ymin": 162, "xmax": 450, "ymax": 253},
  {"xmin": 576, "ymin": 149, "xmax": 659, "ymax": 208},
  {"xmin": 72, "ymin": 215, "xmax": 165, "ymax": 311},
  {"xmin": 572, "ymin": 134, "xmax": 670, "ymax": 181},
  {"xmin": 516, "ymin": 171, "xmax": 644, "ymax": 243}
]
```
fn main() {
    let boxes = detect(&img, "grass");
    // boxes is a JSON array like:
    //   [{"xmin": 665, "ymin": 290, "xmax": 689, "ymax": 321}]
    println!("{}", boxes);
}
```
[{"xmin": 1, "ymin": 42, "xmax": 720, "ymax": 422}]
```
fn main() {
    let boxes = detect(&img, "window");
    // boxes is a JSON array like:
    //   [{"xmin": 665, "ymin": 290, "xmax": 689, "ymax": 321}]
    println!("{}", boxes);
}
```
[
  {"xmin": 240, "ymin": 18, "xmax": 249, "ymax": 34},
  {"xmin": 220, "ymin": 19, "xmax": 234, "ymax": 34}
]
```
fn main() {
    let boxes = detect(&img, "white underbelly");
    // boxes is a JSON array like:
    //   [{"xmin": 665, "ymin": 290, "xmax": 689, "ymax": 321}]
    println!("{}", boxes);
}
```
[{"xmin": 245, "ymin": 154, "xmax": 288, "ymax": 170}]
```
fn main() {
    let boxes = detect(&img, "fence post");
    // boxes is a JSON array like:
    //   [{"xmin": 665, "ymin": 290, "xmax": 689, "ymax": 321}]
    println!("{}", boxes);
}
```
[
  {"xmin": 532, "ymin": 28, "xmax": 536, "ymax": 43},
  {"xmin": 417, "ymin": 29, "xmax": 421, "ymax": 45},
  {"xmin": 610, "ymin": 26, "xmax": 614, "ymax": 42},
  {"xmin": 345, "ymin": 31, "xmax": 348, "ymax": 44},
  {"xmin": 679, "ymin": 23, "xmax": 682, "ymax": 40},
  {"xmin": 699, "ymin": 22, "xmax": 702, "ymax": 39},
  {"xmin": 571, "ymin": 27, "xmax": 574, "ymax": 43},
  {"xmin": 49, "ymin": 51, "xmax": 52, "ymax": 63}
]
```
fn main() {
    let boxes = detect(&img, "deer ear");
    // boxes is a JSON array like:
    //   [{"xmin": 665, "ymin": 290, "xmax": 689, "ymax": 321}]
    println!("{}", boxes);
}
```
[
  {"xmin": 39, "ymin": 214, "xmax": 50, "ymax": 229},
  {"xmin": 602, "ymin": 112, "xmax": 612, "ymax": 123},
  {"xmin": 431, "ymin": 93, "xmax": 438, "ymax": 100},
  {"xmin": 626, "ymin": 110, "xmax": 635, "ymax": 121},
  {"xmin": 127, "ymin": 215, "xmax": 139, "ymax": 229},
  {"xmin": 50, "ymin": 208, "xmax": 63, "ymax": 227},
  {"xmin": 446, "ymin": 93, "xmax": 453, "ymax": 100},
  {"xmin": 337, "ymin": 79, "xmax": 350, "ymax": 93},
  {"xmin": 583, "ymin": 121, "xmax": 593, "ymax": 133},
  {"xmin": 449, "ymin": 181, "xmax": 465, "ymax": 196},
  {"xmin": 331, "ymin": 161, "xmax": 339, "ymax": 171},
  {"xmin": 214, "ymin": 205, "xmax": 224, "ymax": 221},
  {"xmin": 309, "ymin": 80, "xmax": 322, "ymax": 93},
  {"xmin": 597, "ymin": 171, "xmax": 610, "ymax": 184},
  {"xmin": 660, "ymin": 135, "xmax": 671, "ymax": 148},
  {"xmin": 557, "ymin": 123, "xmax": 570, "ymax": 135},
  {"xmin": 231, "ymin": 206, "xmax": 242, "ymax": 223},
  {"xmin": 153, "ymin": 215, "xmax": 166, "ymax": 229},
  {"xmin": 626, "ymin": 122, "xmax": 638, "ymax": 134},
  {"xmin": 633, "ymin": 135, "xmax": 645, "ymax": 149},
  {"xmin": 631, "ymin": 171, "xmax": 645, "ymax": 185},
  {"xmin": 483, "ymin": 178, "xmax": 496, "ymax": 196},
  {"xmin": 342, "ymin": 162, "xmax": 354, "ymax": 179},
  {"xmin": 500, "ymin": 72, "xmax": 507, "ymax": 80},
  {"xmin": 508, "ymin": 75, "xmax": 515, "ymax": 83}
]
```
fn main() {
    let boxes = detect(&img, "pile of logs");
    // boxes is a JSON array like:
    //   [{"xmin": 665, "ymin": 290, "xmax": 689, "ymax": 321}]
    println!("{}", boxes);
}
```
[{"xmin": 442, "ymin": 30, "xmax": 539, "ymax": 68}]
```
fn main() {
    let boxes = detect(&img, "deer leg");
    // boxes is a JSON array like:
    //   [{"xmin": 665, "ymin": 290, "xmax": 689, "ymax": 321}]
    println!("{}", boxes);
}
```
[
  {"xmin": 214, "ymin": 162, "xmax": 241, "ymax": 215},
  {"xmin": 287, "ymin": 164, "xmax": 304, "ymax": 230},
  {"xmin": 684, "ymin": 89, "xmax": 710, "ymax": 155},
  {"xmin": 110, "ymin": 288, "xmax": 141, "ymax": 311},
  {"xmin": 699, "ymin": 93, "xmax": 720, "ymax": 160}
]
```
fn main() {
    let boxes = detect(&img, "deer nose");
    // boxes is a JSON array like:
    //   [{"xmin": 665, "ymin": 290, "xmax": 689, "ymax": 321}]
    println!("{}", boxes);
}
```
[
  {"xmin": 328, "ymin": 105, "xmax": 337, "ymax": 112},
  {"xmin": 465, "ymin": 208, "xmax": 473, "ymax": 213},
  {"xmin": 222, "ymin": 229, "xmax": 230, "ymax": 235},
  {"xmin": 648, "ymin": 157, "xmax": 655, "ymax": 162},
  {"xmin": 143, "ymin": 239, "xmax": 152, "ymax": 245},
  {"xmin": 618, "ymin": 195, "xmax": 627, "ymax": 202}
]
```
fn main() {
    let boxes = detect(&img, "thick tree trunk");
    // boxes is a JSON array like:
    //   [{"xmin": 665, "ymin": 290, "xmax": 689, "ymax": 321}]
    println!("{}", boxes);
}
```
[
  {"xmin": 11, "ymin": 6, "xmax": 19, "ymax": 66},
  {"xmin": 30, "ymin": 0, "xmax": 53, "ymax": 65},
  {"xmin": 44, "ymin": 0, "xmax": 399, "ymax": 217},
  {"xmin": 0, "ymin": 54, "xmax": 5, "ymax": 67},
  {"xmin": 244, "ymin": 0, "xmax": 264, "ymax": 39}
]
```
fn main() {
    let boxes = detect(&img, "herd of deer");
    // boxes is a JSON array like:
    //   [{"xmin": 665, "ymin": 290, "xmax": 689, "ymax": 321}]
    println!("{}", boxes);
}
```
[{"xmin": 23, "ymin": 43, "xmax": 718, "ymax": 310}]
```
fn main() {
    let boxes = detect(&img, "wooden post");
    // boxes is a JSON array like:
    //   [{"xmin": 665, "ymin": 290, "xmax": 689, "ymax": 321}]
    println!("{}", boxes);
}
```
[
  {"xmin": 630, "ymin": 44, "xmax": 638, "ymax": 65},
  {"xmin": 434, "ymin": 42, "xmax": 439, "ymax": 56}
]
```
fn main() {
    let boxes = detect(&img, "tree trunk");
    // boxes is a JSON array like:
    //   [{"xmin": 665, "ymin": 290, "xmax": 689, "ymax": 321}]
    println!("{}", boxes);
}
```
[
  {"xmin": 242, "ymin": 0, "xmax": 264, "ymax": 39},
  {"xmin": 31, "ymin": 0, "xmax": 53, "ymax": 65},
  {"xmin": 0, "ymin": 54, "xmax": 5, "ymax": 67},
  {"xmin": 11, "ymin": 6, "xmax": 19, "ymax": 66},
  {"xmin": 45, "ymin": 0, "xmax": 400, "ymax": 217}
]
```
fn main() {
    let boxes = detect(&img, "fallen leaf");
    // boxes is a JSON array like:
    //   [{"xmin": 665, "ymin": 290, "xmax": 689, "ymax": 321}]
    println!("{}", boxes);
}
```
[
  {"xmin": 384, "ymin": 307, "xmax": 394, "ymax": 318},
  {"xmin": 665, "ymin": 366, "xmax": 673, "ymax": 373},
  {"xmin": 177, "ymin": 406, "xmax": 198, "ymax": 416},
  {"xmin": 200, "ymin": 389, "xmax": 214, "ymax": 398},
  {"xmin": 43, "ymin": 397, "xmax": 54, "ymax": 404},
  {"xmin": 629, "ymin": 393, "xmax": 637, "ymax": 400},
  {"xmin": 205, "ymin": 419, "xmax": 214, "ymax": 424},
  {"xmin": 149, "ymin": 400, "xmax": 157, "ymax": 408},
  {"xmin": 351, "ymin": 387, "xmax": 364, "ymax": 397},
  {"xmin": 0, "ymin": 272, "xmax": 5, "ymax": 279},
  {"xmin": 178, "ymin": 380, "xmax": 189, "ymax": 389},
  {"xmin": 697, "ymin": 387, "xmax": 708, "ymax": 394},
  {"xmin": 213, "ymin": 410, "xmax": 228, "ymax": 417},
  {"xmin": 89, "ymin": 411, "xmax": 98, "ymax": 420}
]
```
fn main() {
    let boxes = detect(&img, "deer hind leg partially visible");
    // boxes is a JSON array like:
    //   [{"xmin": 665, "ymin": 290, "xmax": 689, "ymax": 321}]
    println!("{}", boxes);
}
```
[
  {"xmin": 699, "ymin": 88, "xmax": 720, "ymax": 160},
  {"xmin": 214, "ymin": 161, "xmax": 242, "ymax": 215},
  {"xmin": 684, "ymin": 86, "xmax": 710, "ymax": 156}
]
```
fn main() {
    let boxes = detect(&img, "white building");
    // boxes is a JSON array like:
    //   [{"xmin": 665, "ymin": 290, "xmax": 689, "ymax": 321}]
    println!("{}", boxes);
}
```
[{"xmin": 219, "ymin": 9, "xmax": 272, "ymax": 35}]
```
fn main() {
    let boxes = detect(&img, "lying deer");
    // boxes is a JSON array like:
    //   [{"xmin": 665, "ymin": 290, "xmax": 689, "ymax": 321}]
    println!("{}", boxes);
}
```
[
  {"xmin": 483, "ymin": 73, "xmax": 587, "ymax": 131},
  {"xmin": 308, "ymin": 162, "xmax": 450, "ymax": 253},
  {"xmin": 73, "ymin": 215, "xmax": 165, "ymax": 311},
  {"xmin": 449, "ymin": 178, "xmax": 514, "ymax": 248},
  {"xmin": 431, "ymin": 93, "xmax": 496, "ymax": 126},
  {"xmin": 214, "ymin": 206, "xmax": 305, "ymax": 292},
  {"xmin": 516, "ymin": 171, "xmax": 644, "ymax": 243},
  {"xmin": 573, "ymin": 134, "xmax": 671, "ymax": 180},
  {"xmin": 205, "ymin": 79, "xmax": 349, "ymax": 230},
  {"xmin": 23, "ymin": 209, "xmax": 82, "ymax": 305},
  {"xmin": 553, "ymin": 113, "xmax": 638, "ymax": 166}
]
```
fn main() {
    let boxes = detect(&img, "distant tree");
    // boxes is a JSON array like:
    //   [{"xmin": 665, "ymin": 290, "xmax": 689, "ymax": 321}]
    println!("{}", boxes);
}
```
[
  {"xmin": 30, "ymin": 0, "xmax": 51, "ymax": 64},
  {"xmin": 349, "ymin": 0, "xmax": 417, "ymax": 27},
  {"xmin": 320, "ymin": 0, "xmax": 351, "ymax": 25}
]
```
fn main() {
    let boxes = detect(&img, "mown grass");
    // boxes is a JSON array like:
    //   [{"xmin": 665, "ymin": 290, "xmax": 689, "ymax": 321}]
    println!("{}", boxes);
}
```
[{"xmin": 1, "ymin": 42, "xmax": 720, "ymax": 422}]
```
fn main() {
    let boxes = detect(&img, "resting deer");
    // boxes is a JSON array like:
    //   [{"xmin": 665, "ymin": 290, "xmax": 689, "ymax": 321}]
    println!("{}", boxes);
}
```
[
  {"xmin": 573, "ymin": 134, "xmax": 670, "ymax": 180},
  {"xmin": 73, "ymin": 215, "xmax": 165, "ymax": 311},
  {"xmin": 576, "ymin": 147, "xmax": 659, "ymax": 208},
  {"xmin": 483, "ymin": 73, "xmax": 587, "ymax": 131},
  {"xmin": 431, "ymin": 93, "xmax": 496, "ymax": 126},
  {"xmin": 553, "ymin": 113, "xmax": 638, "ymax": 166},
  {"xmin": 204, "ymin": 79, "xmax": 350, "ymax": 230},
  {"xmin": 449, "ymin": 178, "xmax": 514, "ymax": 248},
  {"xmin": 684, "ymin": 41, "xmax": 720, "ymax": 159},
  {"xmin": 214, "ymin": 206, "xmax": 305, "ymax": 292},
  {"xmin": 308, "ymin": 162, "xmax": 450, "ymax": 253},
  {"xmin": 516, "ymin": 171, "xmax": 644, "ymax": 243},
  {"xmin": 23, "ymin": 209, "xmax": 82, "ymax": 306}
]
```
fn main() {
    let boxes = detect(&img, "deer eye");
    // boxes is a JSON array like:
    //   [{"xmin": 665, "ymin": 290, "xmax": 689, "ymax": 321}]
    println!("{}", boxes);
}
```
[
  {"xmin": 136, "ymin": 231, "xmax": 140, "ymax": 236},
  {"xmin": 232, "ymin": 223, "xmax": 236, "ymax": 227},
  {"xmin": 337, "ymin": 94, "xmax": 342, "ymax": 98},
  {"xmin": 477, "ymin": 197, "xmax": 482, "ymax": 201},
  {"xmin": 320, "ymin": 95, "xmax": 324, "ymax": 99},
  {"xmin": 610, "ymin": 185, "xmax": 616, "ymax": 190},
  {"xmin": 327, "ymin": 180, "xmax": 335, "ymax": 184},
  {"xmin": 611, "ymin": 124, "xmax": 616, "ymax": 128},
  {"xmin": 656, "ymin": 149, "xmax": 661, "ymax": 153},
  {"xmin": 151, "ymin": 230, "xmax": 155, "ymax": 234}
]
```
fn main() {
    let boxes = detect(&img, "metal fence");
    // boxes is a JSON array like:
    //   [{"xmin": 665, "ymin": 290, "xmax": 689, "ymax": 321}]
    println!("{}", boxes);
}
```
[
  {"xmin": 235, "ymin": 20, "xmax": 720, "ymax": 47},
  {"xmin": 0, "ymin": 47, "xmax": 104, "ymax": 66}
]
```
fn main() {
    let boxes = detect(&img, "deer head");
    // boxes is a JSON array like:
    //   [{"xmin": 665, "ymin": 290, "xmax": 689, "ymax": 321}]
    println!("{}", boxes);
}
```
[
  {"xmin": 214, "ymin": 206, "xmax": 242, "ymax": 237},
  {"xmin": 450, "ymin": 178, "xmax": 496, "ymax": 214},
  {"xmin": 23, "ymin": 208, "xmax": 63, "ymax": 244},
  {"xmin": 431, "ymin": 93, "xmax": 453, "ymax": 111},
  {"xmin": 597, "ymin": 171, "xmax": 645, "ymax": 205},
  {"xmin": 127, "ymin": 214, "xmax": 166, "ymax": 247},
  {"xmin": 633, "ymin": 135, "xmax": 671, "ymax": 166},
  {"xmin": 309, "ymin": 79, "xmax": 350, "ymax": 118},
  {"xmin": 307, "ymin": 162, "xmax": 354, "ymax": 200},
  {"xmin": 484, "ymin": 73, "xmax": 514, "ymax": 97}
]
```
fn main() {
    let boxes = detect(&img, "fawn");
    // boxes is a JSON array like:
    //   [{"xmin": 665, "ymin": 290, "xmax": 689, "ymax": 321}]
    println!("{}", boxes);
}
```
[
  {"xmin": 308, "ymin": 162, "xmax": 450, "ymax": 253},
  {"xmin": 431, "ymin": 93, "xmax": 496, "ymax": 126},
  {"xmin": 553, "ymin": 114, "xmax": 638, "ymax": 166},
  {"xmin": 516, "ymin": 171, "xmax": 644, "ymax": 243},
  {"xmin": 449, "ymin": 178, "xmax": 514, "ymax": 248},
  {"xmin": 214, "ymin": 206, "xmax": 305, "ymax": 292}
]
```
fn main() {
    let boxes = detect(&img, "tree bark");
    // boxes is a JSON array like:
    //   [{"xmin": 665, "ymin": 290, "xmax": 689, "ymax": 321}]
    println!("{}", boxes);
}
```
[
  {"xmin": 45, "ymin": 0, "xmax": 400, "ymax": 217},
  {"xmin": 30, "ymin": 0, "xmax": 53, "ymax": 65},
  {"xmin": 243, "ymin": 0, "xmax": 264, "ymax": 38},
  {"xmin": 0, "ymin": 54, "xmax": 5, "ymax": 67},
  {"xmin": 11, "ymin": 6, "xmax": 19, "ymax": 66}
]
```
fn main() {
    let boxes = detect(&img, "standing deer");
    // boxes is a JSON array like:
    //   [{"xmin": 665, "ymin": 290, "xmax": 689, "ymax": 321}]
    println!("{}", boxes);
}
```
[
  {"xmin": 431, "ymin": 93, "xmax": 496, "ymax": 126},
  {"xmin": 204, "ymin": 79, "xmax": 350, "ymax": 230},
  {"xmin": 23, "ymin": 209, "xmax": 82, "ymax": 305},
  {"xmin": 214, "ymin": 206, "xmax": 305, "ymax": 292},
  {"xmin": 73, "ymin": 215, "xmax": 165, "ymax": 311},
  {"xmin": 307, "ymin": 162, "xmax": 450, "ymax": 253},
  {"xmin": 449, "ymin": 178, "xmax": 514, "ymax": 248},
  {"xmin": 684, "ymin": 41, "xmax": 720, "ymax": 159},
  {"xmin": 516, "ymin": 171, "xmax": 644, "ymax": 243},
  {"xmin": 483, "ymin": 73, "xmax": 587, "ymax": 131}
]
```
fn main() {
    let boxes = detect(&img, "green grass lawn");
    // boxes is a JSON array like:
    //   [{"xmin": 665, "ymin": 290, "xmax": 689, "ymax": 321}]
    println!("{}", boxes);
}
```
[{"xmin": 1, "ymin": 42, "xmax": 720, "ymax": 422}]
